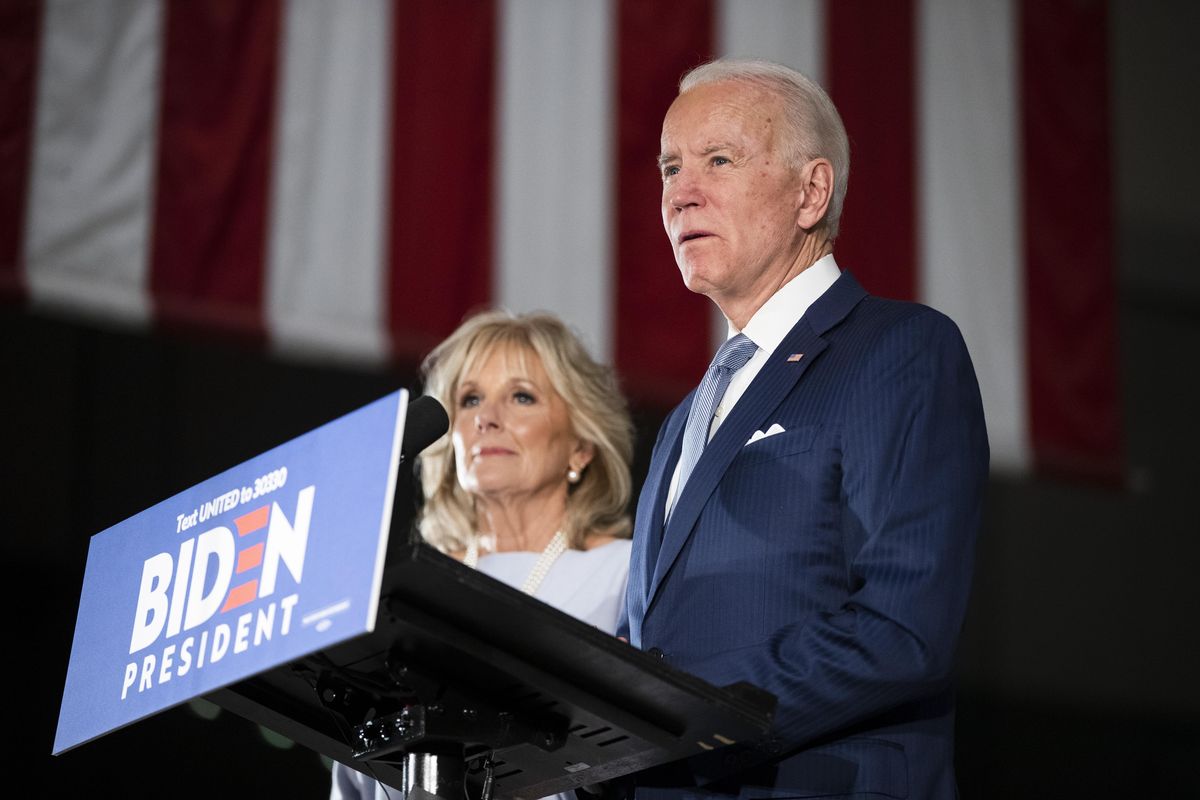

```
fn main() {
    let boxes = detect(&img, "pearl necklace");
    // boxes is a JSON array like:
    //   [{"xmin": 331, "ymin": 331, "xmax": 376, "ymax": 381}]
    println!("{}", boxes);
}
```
[{"xmin": 463, "ymin": 530, "xmax": 569, "ymax": 597}]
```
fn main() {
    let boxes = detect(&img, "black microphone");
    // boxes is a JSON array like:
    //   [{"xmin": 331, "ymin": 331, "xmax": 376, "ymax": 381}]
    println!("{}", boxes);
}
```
[{"xmin": 400, "ymin": 395, "xmax": 449, "ymax": 463}]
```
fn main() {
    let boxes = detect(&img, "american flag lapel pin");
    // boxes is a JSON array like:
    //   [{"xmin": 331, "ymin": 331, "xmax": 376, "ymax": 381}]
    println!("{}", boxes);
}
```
[{"xmin": 786, "ymin": 353, "xmax": 804, "ymax": 362}]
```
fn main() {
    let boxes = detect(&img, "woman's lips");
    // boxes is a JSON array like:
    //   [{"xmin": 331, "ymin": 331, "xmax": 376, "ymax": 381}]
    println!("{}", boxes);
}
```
[{"xmin": 475, "ymin": 447, "xmax": 515, "ymax": 457}]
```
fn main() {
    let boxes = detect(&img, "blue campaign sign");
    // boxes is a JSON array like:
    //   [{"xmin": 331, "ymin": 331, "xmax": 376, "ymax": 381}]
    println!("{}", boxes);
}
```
[{"xmin": 53, "ymin": 389, "xmax": 409, "ymax": 755}]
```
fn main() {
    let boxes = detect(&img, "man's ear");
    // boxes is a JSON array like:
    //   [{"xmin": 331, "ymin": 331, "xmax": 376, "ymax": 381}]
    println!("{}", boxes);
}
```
[{"xmin": 796, "ymin": 158, "xmax": 834, "ymax": 231}]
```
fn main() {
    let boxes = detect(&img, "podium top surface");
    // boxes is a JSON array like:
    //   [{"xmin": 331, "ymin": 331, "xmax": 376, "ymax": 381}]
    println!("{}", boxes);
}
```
[{"xmin": 212, "ymin": 541, "xmax": 776, "ymax": 799}]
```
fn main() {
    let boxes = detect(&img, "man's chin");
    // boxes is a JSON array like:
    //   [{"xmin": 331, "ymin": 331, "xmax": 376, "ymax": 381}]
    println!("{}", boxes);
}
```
[{"xmin": 678, "ymin": 265, "xmax": 722, "ymax": 297}]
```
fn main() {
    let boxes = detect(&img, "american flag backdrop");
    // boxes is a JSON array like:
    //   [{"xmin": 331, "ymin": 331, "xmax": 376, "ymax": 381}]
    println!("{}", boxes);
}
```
[{"xmin": 0, "ymin": 0, "xmax": 1121, "ymax": 481}]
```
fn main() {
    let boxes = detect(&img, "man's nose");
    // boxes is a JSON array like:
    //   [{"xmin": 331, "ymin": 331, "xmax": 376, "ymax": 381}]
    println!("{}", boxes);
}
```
[{"xmin": 667, "ymin": 171, "xmax": 704, "ymax": 212}]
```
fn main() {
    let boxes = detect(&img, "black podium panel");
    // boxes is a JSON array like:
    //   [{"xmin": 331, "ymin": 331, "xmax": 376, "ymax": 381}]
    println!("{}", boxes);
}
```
[{"xmin": 210, "ymin": 542, "xmax": 775, "ymax": 799}]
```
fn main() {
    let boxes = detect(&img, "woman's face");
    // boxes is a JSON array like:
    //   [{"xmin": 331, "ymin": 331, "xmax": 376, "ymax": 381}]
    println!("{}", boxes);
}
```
[{"xmin": 451, "ymin": 344, "xmax": 590, "ymax": 502}]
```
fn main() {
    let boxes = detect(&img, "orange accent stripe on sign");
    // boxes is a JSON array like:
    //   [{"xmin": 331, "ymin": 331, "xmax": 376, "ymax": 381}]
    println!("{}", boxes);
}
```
[
  {"xmin": 221, "ymin": 580, "xmax": 258, "ymax": 612},
  {"xmin": 235, "ymin": 505, "xmax": 269, "ymax": 536},
  {"xmin": 236, "ymin": 543, "xmax": 264, "ymax": 574}
]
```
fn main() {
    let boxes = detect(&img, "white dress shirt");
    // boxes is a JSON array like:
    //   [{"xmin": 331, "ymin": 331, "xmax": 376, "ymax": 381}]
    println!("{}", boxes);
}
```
[{"xmin": 664, "ymin": 254, "xmax": 841, "ymax": 517}]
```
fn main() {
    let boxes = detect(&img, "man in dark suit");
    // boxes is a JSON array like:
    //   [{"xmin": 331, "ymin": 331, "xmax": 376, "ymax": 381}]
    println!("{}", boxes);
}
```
[{"xmin": 623, "ymin": 59, "xmax": 989, "ymax": 799}]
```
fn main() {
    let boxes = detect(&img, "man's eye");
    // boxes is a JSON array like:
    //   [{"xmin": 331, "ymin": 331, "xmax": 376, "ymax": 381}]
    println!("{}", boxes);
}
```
[
  {"xmin": 661, "ymin": 165, "xmax": 680, "ymax": 179},
  {"xmin": 712, "ymin": 156, "xmax": 730, "ymax": 166}
]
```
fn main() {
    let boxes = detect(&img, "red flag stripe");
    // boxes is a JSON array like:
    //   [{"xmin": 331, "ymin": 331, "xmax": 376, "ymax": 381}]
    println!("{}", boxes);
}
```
[
  {"xmin": 1020, "ymin": 0, "xmax": 1122, "ymax": 482},
  {"xmin": 0, "ymin": 0, "xmax": 42, "ymax": 300},
  {"xmin": 386, "ymin": 0, "xmax": 496, "ymax": 362},
  {"xmin": 615, "ymin": 0, "xmax": 716, "ymax": 405},
  {"xmin": 149, "ymin": 0, "xmax": 282, "ymax": 337},
  {"xmin": 826, "ymin": 0, "xmax": 917, "ymax": 302}
]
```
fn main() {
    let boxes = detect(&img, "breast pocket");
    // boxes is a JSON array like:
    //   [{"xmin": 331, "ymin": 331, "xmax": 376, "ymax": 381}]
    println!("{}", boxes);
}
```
[{"xmin": 734, "ymin": 424, "xmax": 820, "ymax": 468}]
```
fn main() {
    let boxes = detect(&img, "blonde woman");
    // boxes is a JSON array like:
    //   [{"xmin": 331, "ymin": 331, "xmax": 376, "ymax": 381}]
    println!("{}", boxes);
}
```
[{"xmin": 332, "ymin": 310, "xmax": 635, "ymax": 800}]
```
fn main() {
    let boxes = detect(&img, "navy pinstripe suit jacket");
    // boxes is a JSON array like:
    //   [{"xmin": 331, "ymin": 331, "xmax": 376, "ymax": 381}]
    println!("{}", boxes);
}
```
[{"xmin": 623, "ymin": 271, "xmax": 989, "ymax": 800}]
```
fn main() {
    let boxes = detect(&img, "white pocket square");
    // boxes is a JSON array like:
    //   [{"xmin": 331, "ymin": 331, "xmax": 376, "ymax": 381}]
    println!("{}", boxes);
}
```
[{"xmin": 746, "ymin": 423, "xmax": 786, "ymax": 445}]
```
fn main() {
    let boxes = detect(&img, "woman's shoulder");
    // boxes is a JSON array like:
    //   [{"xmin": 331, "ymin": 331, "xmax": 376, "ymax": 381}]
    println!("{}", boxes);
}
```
[
  {"xmin": 581, "ymin": 533, "xmax": 632, "ymax": 553},
  {"xmin": 553, "ymin": 537, "xmax": 630, "ymax": 593},
  {"xmin": 583, "ymin": 532, "xmax": 619, "ymax": 550},
  {"xmin": 570, "ymin": 535, "xmax": 632, "ymax": 575}
]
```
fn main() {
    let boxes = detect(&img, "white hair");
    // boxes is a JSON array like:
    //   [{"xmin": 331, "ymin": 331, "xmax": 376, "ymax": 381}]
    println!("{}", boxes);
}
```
[{"xmin": 680, "ymin": 58, "xmax": 850, "ymax": 238}]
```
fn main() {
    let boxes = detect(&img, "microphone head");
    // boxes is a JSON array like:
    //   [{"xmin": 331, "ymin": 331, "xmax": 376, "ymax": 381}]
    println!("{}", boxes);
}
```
[{"xmin": 400, "ymin": 395, "xmax": 449, "ymax": 461}]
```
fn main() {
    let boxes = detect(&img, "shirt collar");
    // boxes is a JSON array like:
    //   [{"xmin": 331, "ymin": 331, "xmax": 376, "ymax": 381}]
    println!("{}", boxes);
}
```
[{"xmin": 729, "ymin": 253, "xmax": 841, "ymax": 355}]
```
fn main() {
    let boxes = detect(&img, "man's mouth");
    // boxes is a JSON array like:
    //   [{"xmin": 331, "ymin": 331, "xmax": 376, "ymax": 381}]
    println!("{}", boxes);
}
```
[{"xmin": 678, "ymin": 230, "xmax": 712, "ymax": 245}]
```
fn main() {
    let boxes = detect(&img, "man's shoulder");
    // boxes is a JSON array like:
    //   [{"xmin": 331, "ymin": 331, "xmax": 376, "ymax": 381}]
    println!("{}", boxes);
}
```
[
  {"xmin": 841, "ymin": 293, "xmax": 963, "ymax": 342},
  {"xmin": 804, "ymin": 270, "xmax": 957, "ymax": 341},
  {"xmin": 821, "ymin": 295, "xmax": 980, "ymax": 392},
  {"xmin": 812, "ymin": 293, "xmax": 973, "ymax": 373},
  {"xmin": 854, "ymin": 292, "xmax": 938, "ymax": 320}
]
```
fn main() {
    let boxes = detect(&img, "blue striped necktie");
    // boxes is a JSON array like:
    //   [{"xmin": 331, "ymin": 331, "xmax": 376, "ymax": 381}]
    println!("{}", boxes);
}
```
[{"xmin": 668, "ymin": 332, "xmax": 758, "ymax": 521}]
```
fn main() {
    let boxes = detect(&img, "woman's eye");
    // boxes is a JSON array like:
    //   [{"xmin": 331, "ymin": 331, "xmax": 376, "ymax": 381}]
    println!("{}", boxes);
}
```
[
  {"xmin": 513, "ymin": 391, "xmax": 536, "ymax": 404},
  {"xmin": 458, "ymin": 393, "xmax": 479, "ymax": 408}
]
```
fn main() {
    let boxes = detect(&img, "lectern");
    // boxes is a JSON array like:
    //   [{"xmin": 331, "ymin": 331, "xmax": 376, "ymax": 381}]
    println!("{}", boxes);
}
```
[
  {"xmin": 53, "ymin": 389, "xmax": 776, "ymax": 797},
  {"xmin": 210, "ymin": 541, "xmax": 776, "ymax": 800}
]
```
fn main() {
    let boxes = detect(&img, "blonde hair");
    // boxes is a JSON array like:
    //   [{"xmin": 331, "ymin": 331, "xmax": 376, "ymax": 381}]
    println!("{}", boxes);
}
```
[
  {"xmin": 418, "ymin": 310, "xmax": 634, "ymax": 552},
  {"xmin": 680, "ymin": 58, "xmax": 850, "ymax": 238}
]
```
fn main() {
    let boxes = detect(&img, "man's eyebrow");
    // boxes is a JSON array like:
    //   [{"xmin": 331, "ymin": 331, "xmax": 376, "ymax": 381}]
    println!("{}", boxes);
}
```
[{"xmin": 657, "ymin": 143, "xmax": 740, "ymax": 168}]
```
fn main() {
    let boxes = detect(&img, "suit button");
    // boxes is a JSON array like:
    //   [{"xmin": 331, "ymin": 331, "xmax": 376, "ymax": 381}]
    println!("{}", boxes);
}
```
[{"xmin": 646, "ymin": 647, "xmax": 665, "ymax": 661}]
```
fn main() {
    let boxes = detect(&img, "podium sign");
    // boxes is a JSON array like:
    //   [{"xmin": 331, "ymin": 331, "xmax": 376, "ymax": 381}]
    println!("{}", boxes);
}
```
[{"xmin": 53, "ymin": 390, "xmax": 409, "ymax": 754}]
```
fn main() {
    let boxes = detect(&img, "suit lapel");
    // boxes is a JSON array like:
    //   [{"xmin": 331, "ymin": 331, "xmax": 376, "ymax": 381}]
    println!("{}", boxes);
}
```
[
  {"xmin": 645, "ymin": 321, "xmax": 827, "ymax": 608},
  {"xmin": 626, "ymin": 398, "xmax": 689, "ymax": 643},
  {"xmin": 643, "ymin": 271, "xmax": 870, "ymax": 616}
]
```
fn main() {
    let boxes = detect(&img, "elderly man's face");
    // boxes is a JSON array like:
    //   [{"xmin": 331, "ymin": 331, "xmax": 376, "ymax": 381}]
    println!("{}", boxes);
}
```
[{"xmin": 659, "ymin": 81, "xmax": 805, "ymax": 314}]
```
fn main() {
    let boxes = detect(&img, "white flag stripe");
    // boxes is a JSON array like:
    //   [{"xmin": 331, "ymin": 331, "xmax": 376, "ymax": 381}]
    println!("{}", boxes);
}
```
[
  {"xmin": 918, "ymin": 0, "xmax": 1028, "ymax": 470},
  {"xmin": 24, "ymin": 0, "xmax": 160, "ymax": 324},
  {"xmin": 714, "ymin": 0, "xmax": 827, "ymax": 349},
  {"xmin": 495, "ymin": 0, "xmax": 615, "ymax": 362},
  {"xmin": 717, "ymin": 0, "xmax": 826, "ymax": 85},
  {"xmin": 267, "ymin": 0, "xmax": 391, "ymax": 363}
]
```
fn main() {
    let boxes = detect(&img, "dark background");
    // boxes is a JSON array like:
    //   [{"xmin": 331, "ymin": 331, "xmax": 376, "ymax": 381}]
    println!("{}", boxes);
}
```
[{"xmin": 4, "ymin": 2, "xmax": 1198, "ymax": 797}]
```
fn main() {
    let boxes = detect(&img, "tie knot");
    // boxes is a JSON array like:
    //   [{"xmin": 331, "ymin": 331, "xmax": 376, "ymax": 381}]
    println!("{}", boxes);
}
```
[{"xmin": 712, "ymin": 333, "xmax": 757, "ymax": 374}]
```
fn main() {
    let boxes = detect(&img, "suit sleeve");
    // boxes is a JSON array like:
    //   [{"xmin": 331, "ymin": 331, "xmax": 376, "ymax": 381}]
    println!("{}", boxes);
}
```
[{"xmin": 685, "ymin": 309, "xmax": 989, "ymax": 760}]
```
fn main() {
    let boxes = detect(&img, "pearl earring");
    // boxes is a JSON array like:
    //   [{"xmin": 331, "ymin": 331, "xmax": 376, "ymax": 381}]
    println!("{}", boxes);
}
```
[{"xmin": 567, "ymin": 468, "xmax": 581, "ymax": 484}]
